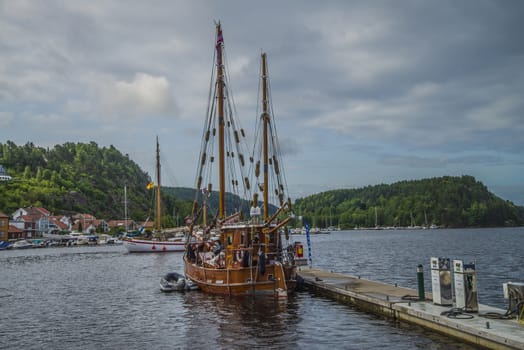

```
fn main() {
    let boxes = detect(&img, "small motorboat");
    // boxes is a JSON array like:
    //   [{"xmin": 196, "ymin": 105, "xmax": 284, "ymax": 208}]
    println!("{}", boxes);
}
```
[
  {"xmin": 0, "ymin": 241, "xmax": 13, "ymax": 250},
  {"xmin": 159, "ymin": 272, "xmax": 198, "ymax": 292},
  {"xmin": 12, "ymin": 240, "xmax": 34, "ymax": 249}
]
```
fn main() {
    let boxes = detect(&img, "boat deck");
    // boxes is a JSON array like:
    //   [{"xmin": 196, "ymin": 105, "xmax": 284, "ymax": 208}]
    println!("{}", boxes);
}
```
[{"xmin": 298, "ymin": 268, "xmax": 524, "ymax": 350}]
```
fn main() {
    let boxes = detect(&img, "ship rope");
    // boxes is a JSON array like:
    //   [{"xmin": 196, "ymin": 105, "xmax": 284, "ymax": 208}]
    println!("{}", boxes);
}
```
[
  {"xmin": 192, "ymin": 32, "xmax": 252, "ymax": 222},
  {"xmin": 250, "ymin": 54, "xmax": 292, "ymax": 213},
  {"xmin": 223, "ymin": 46, "xmax": 252, "ymax": 208},
  {"xmin": 266, "ymin": 74, "xmax": 291, "ymax": 207}
]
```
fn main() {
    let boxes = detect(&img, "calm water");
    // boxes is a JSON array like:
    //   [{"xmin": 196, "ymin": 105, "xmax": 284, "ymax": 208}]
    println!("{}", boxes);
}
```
[{"xmin": 1, "ymin": 227, "xmax": 522, "ymax": 349}]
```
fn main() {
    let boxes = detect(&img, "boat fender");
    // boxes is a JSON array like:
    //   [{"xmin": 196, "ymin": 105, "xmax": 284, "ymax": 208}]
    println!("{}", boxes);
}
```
[
  {"xmin": 259, "ymin": 252, "xmax": 266, "ymax": 275},
  {"xmin": 176, "ymin": 278, "xmax": 186, "ymax": 289},
  {"xmin": 235, "ymin": 249, "xmax": 244, "ymax": 262},
  {"xmin": 218, "ymin": 252, "xmax": 226, "ymax": 268},
  {"xmin": 242, "ymin": 251, "xmax": 250, "ymax": 267}
]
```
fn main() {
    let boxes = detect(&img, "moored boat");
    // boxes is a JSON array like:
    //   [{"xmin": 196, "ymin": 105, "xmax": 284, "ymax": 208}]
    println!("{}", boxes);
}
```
[
  {"xmin": 125, "ymin": 238, "xmax": 185, "ymax": 252},
  {"xmin": 0, "ymin": 241, "xmax": 13, "ymax": 250},
  {"xmin": 124, "ymin": 137, "xmax": 185, "ymax": 253},
  {"xmin": 12, "ymin": 239, "xmax": 34, "ymax": 249},
  {"xmin": 159, "ymin": 272, "xmax": 198, "ymax": 292},
  {"xmin": 183, "ymin": 23, "xmax": 299, "ymax": 298}
]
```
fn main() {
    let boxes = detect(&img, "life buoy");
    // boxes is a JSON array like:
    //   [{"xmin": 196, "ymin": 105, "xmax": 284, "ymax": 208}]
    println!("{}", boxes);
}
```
[
  {"xmin": 218, "ymin": 252, "xmax": 226, "ymax": 268},
  {"xmin": 235, "ymin": 249, "xmax": 244, "ymax": 262}
]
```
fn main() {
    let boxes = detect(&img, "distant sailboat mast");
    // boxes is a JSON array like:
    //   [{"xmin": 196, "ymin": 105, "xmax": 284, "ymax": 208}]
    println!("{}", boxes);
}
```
[
  {"xmin": 124, "ymin": 184, "xmax": 128, "ymax": 232},
  {"xmin": 156, "ymin": 136, "xmax": 162, "ymax": 232}
]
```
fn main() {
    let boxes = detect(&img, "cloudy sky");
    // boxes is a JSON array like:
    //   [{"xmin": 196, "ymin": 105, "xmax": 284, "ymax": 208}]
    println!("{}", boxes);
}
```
[{"xmin": 1, "ymin": 0, "xmax": 523, "ymax": 205}]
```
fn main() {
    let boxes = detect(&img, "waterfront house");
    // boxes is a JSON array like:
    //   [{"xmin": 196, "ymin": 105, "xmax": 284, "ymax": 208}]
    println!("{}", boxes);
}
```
[
  {"xmin": 12, "ymin": 206, "xmax": 50, "ymax": 221},
  {"xmin": 107, "ymin": 219, "xmax": 137, "ymax": 232},
  {"xmin": 0, "ymin": 165, "xmax": 12, "ymax": 181},
  {"xmin": 12, "ymin": 206, "xmax": 52, "ymax": 236},
  {"xmin": 92, "ymin": 219, "xmax": 109, "ymax": 233},
  {"xmin": 71, "ymin": 217, "xmax": 108, "ymax": 234},
  {"xmin": 73, "ymin": 213, "xmax": 96, "ymax": 231},
  {"xmin": 8, "ymin": 225, "xmax": 24, "ymax": 240},
  {"xmin": 48, "ymin": 216, "xmax": 71, "ymax": 232},
  {"xmin": 0, "ymin": 211, "xmax": 8, "ymax": 241},
  {"xmin": 10, "ymin": 215, "xmax": 37, "ymax": 238}
]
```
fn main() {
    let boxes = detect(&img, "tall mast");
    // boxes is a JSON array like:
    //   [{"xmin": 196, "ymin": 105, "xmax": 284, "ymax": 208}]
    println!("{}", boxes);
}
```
[
  {"xmin": 216, "ymin": 22, "xmax": 226, "ymax": 220},
  {"xmin": 261, "ymin": 53, "xmax": 269, "ymax": 222},
  {"xmin": 156, "ymin": 136, "xmax": 161, "ymax": 232}
]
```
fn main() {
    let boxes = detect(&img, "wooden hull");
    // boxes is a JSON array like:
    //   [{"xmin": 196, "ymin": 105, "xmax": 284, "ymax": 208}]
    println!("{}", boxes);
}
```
[
  {"xmin": 184, "ymin": 256, "xmax": 295, "ymax": 297},
  {"xmin": 123, "ymin": 238, "xmax": 185, "ymax": 253}
]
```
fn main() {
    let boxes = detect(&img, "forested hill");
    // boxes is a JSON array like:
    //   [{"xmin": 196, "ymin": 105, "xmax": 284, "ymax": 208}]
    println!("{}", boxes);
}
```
[
  {"xmin": 162, "ymin": 186, "xmax": 277, "ymax": 219},
  {"xmin": 2, "ymin": 142, "xmax": 523, "ymax": 229},
  {"xmin": 294, "ymin": 176, "xmax": 524, "ymax": 229},
  {"xmin": 0, "ymin": 141, "xmax": 190, "ymax": 222},
  {"xmin": 0, "ymin": 141, "xmax": 270, "ymax": 223}
]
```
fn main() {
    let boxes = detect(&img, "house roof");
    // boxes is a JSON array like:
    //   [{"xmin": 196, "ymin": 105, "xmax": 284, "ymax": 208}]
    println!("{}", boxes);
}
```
[
  {"xmin": 25, "ymin": 206, "xmax": 51, "ymax": 217},
  {"xmin": 74, "ymin": 213, "xmax": 97, "ymax": 221},
  {"xmin": 92, "ymin": 219, "xmax": 107, "ymax": 226},
  {"xmin": 107, "ymin": 219, "xmax": 135, "ymax": 228},
  {"xmin": 141, "ymin": 221, "xmax": 154, "ymax": 228},
  {"xmin": 49, "ymin": 217, "xmax": 68, "ymax": 230},
  {"xmin": 0, "ymin": 211, "xmax": 8, "ymax": 218},
  {"xmin": 8, "ymin": 225, "xmax": 23, "ymax": 233},
  {"xmin": 49, "ymin": 215, "xmax": 68, "ymax": 221},
  {"xmin": 14, "ymin": 206, "xmax": 51, "ymax": 221},
  {"xmin": 17, "ymin": 215, "xmax": 34, "ymax": 222}
]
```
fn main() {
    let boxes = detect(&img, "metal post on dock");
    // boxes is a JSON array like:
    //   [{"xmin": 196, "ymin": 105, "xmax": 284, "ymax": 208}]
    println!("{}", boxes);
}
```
[
  {"xmin": 417, "ymin": 264, "xmax": 425, "ymax": 301},
  {"xmin": 305, "ymin": 223, "xmax": 312, "ymax": 268}
]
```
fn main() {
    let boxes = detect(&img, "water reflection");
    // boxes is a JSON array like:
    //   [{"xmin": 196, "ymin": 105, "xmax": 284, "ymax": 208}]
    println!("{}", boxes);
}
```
[
  {"xmin": 0, "ymin": 228, "xmax": 521, "ymax": 349},
  {"xmin": 176, "ymin": 292, "xmax": 298, "ymax": 348}
]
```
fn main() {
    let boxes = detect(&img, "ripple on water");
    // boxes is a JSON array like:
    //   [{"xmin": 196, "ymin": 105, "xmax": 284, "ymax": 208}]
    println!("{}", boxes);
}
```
[{"xmin": 1, "ymin": 228, "xmax": 521, "ymax": 349}]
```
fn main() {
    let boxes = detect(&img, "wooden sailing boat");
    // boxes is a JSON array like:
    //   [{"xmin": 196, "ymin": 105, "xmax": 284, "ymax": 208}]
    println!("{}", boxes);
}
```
[
  {"xmin": 123, "ymin": 137, "xmax": 185, "ymax": 252},
  {"xmin": 183, "ymin": 23, "xmax": 299, "ymax": 297}
]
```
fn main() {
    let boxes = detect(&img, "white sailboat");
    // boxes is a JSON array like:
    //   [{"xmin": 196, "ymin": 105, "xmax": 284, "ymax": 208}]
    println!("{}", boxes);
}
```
[{"xmin": 123, "ymin": 137, "xmax": 185, "ymax": 253}]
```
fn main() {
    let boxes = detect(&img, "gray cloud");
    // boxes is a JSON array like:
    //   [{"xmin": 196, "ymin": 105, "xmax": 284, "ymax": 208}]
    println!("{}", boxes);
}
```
[{"xmin": 1, "ymin": 0, "xmax": 523, "ymax": 204}]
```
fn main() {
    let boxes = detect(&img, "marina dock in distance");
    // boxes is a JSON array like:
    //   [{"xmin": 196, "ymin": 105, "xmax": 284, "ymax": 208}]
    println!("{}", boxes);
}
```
[{"xmin": 298, "ymin": 268, "xmax": 524, "ymax": 350}]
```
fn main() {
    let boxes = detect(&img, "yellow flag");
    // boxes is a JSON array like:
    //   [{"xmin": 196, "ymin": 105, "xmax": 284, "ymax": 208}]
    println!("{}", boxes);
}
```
[{"xmin": 146, "ymin": 182, "xmax": 154, "ymax": 190}]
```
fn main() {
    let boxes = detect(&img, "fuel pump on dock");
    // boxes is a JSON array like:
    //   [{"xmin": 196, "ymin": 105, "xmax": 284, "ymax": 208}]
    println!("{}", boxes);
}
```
[
  {"xmin": 453, "ymin": 260, "xmax": 478, "ymax": 312},
  {"xmin": 503, "ymin": 282, "xmax": 524, "ymax": 320},
  {"xmin": 431, "ymin": 257, "xmax": 452, "ymax": 306},
  {"xmin": 293, "ymin": 242, "xmax": 308, "ymax": 266}
]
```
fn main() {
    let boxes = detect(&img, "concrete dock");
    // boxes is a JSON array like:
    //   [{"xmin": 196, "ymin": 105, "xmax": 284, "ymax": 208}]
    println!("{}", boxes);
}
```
[{"xmin": 298, "ymin": 268, "xmax": 524, "ymax": 350}]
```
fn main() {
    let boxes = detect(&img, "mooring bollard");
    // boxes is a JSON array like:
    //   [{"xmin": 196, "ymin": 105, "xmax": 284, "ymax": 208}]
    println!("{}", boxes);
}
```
[{"xmin": 417, "ymin": 264, "xmax": 425, "ymax": 301}]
